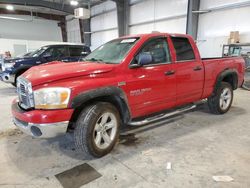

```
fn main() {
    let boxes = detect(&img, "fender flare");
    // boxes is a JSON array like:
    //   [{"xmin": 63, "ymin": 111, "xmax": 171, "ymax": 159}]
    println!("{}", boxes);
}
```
[
  {"xmin": 214, "ymin": 68, "xmax": 238, "ymax": 92},
  {"xmin": 70, "ymin": 86, "xmax": 131, "ymax": 123}
]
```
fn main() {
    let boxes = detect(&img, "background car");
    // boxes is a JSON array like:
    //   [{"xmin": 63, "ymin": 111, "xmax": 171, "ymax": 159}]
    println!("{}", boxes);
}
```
[{"xmin": 0, "ymin": 44, "xmax": 91, "ymax": 86}]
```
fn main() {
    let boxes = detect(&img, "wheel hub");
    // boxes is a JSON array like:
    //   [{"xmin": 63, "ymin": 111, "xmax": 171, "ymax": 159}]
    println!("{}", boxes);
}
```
[
  {"xmin": 219, "ymin": 87, "xmax": 232, "ymax": 110},
  {"xmin": 94, "ymin": 112, "xmax": 117, "ymax": 149}
]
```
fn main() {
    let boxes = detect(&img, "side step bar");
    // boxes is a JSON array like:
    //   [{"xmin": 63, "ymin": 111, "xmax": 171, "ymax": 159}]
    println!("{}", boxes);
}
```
[{"xmin": 128, "ymin": 104, "xmax": 196, "ymax": 126}]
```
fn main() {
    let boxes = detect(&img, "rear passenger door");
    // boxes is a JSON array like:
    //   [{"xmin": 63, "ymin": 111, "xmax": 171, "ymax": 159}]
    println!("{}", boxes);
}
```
[{"xmin": 170, "ymin": 36, "xmax": 204, "ymax": 105}]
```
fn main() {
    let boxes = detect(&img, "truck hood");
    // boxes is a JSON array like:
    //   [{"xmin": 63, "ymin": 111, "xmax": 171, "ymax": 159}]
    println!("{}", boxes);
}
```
[{"xmin": 23, "ymin": 62, "xmax": 115, "ymax": 86}]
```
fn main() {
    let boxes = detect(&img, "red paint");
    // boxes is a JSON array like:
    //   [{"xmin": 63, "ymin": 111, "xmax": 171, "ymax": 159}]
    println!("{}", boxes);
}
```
[
  {"xmin": 12, "ymin": 99, "xmax": 73, "ymax": 124},
  {"xmin": 12, "ymin": 33, "xmax": 245, "ymax": 123}
]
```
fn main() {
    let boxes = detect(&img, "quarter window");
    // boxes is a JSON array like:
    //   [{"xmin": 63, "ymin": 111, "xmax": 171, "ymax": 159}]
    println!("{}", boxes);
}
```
[{"xmin": 171, "ymin": 37, "xmax": 195, "ymax": 61}]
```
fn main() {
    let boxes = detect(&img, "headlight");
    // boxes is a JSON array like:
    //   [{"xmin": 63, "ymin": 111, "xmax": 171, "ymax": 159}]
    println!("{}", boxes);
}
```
[{"xmin": 34, "ymin": 87, "xmax": 71, "ymax": 109}]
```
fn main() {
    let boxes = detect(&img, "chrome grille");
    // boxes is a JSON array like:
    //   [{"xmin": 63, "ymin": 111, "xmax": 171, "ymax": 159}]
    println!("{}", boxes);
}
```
[
  {"xmin": 17, "ymin": 77, "xmax": 34, "ymax": 109},
  {"xmin": 20, "ymin": 84, "xmax": 26, "ymax": 93}
]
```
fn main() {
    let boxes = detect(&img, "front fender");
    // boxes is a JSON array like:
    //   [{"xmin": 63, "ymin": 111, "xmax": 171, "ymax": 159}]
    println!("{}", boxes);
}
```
[
  {"xmin": 70, "ymin": 86, "xmax": 131, "ymax": 124},
  {"xmin": 12, "ymin": 65, "xmax": 33, "ymax": 75}
]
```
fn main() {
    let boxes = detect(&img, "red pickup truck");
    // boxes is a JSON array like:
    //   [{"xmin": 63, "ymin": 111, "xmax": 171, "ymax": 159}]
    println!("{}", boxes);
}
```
[{"xmin": 12, "ymin": 33, "xmax": 245, "ymax": 158}]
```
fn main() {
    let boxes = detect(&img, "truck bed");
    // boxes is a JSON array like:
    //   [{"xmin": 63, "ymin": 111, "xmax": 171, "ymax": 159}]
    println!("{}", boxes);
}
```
[{"xmin": 201, "ymin": 56, "xmax": 245, "ymax": 99}]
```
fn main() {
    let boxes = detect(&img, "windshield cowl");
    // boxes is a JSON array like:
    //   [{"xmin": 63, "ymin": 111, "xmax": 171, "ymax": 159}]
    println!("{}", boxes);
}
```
[{"xmin": 83, "ymin": 58, "xmax": 117, "ymax": 64}]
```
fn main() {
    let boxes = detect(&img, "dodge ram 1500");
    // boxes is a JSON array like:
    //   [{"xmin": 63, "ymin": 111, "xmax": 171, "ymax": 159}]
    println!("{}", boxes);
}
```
[{"xmin": 11, "ymin": 33, "xmax": 245, "ymax": 158}]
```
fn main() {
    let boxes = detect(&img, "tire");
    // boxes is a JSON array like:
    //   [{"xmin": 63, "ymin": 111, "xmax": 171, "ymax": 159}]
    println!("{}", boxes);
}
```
[
  {"xmin": 12, "ymin": 74, "xmax": 19, "ymax": 87},
  {"xmin": 74, "ymin": 102, "xmax": 120, "ymax": 158},
  {"xmin": 208, "ymin": 81, "xmax": 233, "ymax": 114}
]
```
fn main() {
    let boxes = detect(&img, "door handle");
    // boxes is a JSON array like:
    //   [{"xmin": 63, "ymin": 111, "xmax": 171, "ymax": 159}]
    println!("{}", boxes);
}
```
[
  {"xmin": 193, "ymin": 66, "xmax": 202, "ymax": 71},
  {"xmin": 165, "ymin": 70, "xmax": 175, "ymax": 76}
]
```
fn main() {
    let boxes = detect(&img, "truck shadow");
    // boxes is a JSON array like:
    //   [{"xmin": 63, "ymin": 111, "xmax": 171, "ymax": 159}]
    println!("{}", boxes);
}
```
[{"xmin": 4, "ymin": 103, "xmax": 247, "ymax": 178}]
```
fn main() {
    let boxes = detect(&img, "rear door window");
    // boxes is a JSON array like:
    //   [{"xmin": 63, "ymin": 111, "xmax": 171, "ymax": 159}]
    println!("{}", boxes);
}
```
[
  {"xmin": 69, "ymin": 46, "xmax": 84, "ymax": 57},
  {"xmin": 171, "ymin": 37, "xmax": 195, "ymax": 61},
  {"xmin": 47, "ymin": 46, "xmax": 67, "ymax": 59}
]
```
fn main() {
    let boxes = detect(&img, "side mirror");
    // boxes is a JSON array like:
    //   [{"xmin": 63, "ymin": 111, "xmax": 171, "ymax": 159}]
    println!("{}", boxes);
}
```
[
  {"xmin": 43, "ymin": 52, "xmax": 52, "ymax": 58},
  {"xmin": 138, "ymin": 52, "xmax": 152, "ymax": 66}
]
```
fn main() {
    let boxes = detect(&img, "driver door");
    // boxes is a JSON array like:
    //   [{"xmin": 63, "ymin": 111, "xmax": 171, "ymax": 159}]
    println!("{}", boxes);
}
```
[{"xmin": 125, "ymin": 37, "xmax": 176, "ymax": 118}]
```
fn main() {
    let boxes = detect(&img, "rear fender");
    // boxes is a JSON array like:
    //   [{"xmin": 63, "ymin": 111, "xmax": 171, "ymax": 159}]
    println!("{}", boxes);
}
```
[{"xmin": 214, "ymin": 69, "xmax": 238, "ymax": 93}]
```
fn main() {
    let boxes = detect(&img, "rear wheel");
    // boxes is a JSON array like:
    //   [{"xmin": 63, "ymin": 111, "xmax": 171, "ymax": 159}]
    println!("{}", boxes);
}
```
[
  {"xmin": 74, "ymin": 102, "xmax": 120, "ymax": 158},
  {"xmin": 208, "ymin": 82, "xmax": 233, "ymax": 114}
]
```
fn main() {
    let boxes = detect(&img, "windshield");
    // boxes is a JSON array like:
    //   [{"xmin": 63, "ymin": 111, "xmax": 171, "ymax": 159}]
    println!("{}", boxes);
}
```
[
  {"xmin": 29, "ymin": 46, "xmax": 49, "ymax": 57},
  {"xmin": 16, "ymin": 51, "xmax": 33, "ymax": 58},
  {"xmin": 85, "ymin": 37, "xmax": 140, "ymax": 64}
]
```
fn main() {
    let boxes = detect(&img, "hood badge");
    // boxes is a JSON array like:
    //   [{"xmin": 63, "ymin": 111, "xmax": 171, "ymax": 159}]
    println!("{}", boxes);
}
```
[{"xmin": 118, "ymin": 81, "xmax": 126, "ymax": 86}]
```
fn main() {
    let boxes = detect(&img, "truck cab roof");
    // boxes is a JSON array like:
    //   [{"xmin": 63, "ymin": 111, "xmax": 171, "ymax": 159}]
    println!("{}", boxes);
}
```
[
  {"xmin": 43, "ymin": 44, "xmax": 88, "ymax": 48},
  {"xmin": 120, "ymin": 32, "xmax": 193, "ymax": 39}
]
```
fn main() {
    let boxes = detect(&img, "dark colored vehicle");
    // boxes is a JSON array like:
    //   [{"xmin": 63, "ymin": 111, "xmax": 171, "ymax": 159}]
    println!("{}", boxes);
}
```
[{"xmin": 0, "ymin": 44, "xmax": 91, "ymax": 86}]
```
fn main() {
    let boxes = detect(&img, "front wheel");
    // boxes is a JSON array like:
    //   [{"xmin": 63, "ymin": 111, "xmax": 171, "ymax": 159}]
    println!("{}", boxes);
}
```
[
  {"xmin": 208, "ymin": 82, "xmax": 233, "ymax": 114},
  {"xmin": 74, "ymin": 102, "xmax": 120, "ymax": 158}
]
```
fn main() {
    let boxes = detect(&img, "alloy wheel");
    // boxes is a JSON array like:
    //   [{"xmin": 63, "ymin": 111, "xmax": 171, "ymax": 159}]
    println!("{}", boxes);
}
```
[{"xmin": 93, "ymin": 112, "xmax": 118, "ymax": 149}]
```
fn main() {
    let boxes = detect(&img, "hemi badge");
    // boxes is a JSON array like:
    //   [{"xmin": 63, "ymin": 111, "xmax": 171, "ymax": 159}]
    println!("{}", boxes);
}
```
[{"xmin": 118, "ymin": 81, "xmax": 126, "ymax": 86}]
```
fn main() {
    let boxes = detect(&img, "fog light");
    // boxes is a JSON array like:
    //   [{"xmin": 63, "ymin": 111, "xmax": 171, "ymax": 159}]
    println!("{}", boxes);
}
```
[{"xmin": 30, "ymin": 126, "xmax": 42, "ymax": 137}]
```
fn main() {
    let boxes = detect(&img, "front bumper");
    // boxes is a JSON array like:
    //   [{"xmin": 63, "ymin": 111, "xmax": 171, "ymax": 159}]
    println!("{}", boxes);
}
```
[
  {"xmin": 13, "ymin": 118, "xmax": 69, "ymax": 138},
  {"xmin": 0, "ymin": 72, "xmax": 15, "ymax": 83},
  {"xmin": 11, "ymin": 100, "xmax": 74, "ymax": 138}
]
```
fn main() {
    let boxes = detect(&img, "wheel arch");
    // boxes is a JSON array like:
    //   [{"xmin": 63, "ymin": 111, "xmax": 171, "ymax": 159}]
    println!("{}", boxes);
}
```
[
  {"xmin": 13, "ymin": 66, "xmax": 31, "ymax": 79},
  {"xmin": 214, "ymin": 69, "xmax": 238, "ymax": 92},
  {"xmin": 11, "ymin": 67, "xmax": 30, "ymax": 86},
  {"xmin": 69, "ymin": 86, "xmax": 131, "ymax": 128}
]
